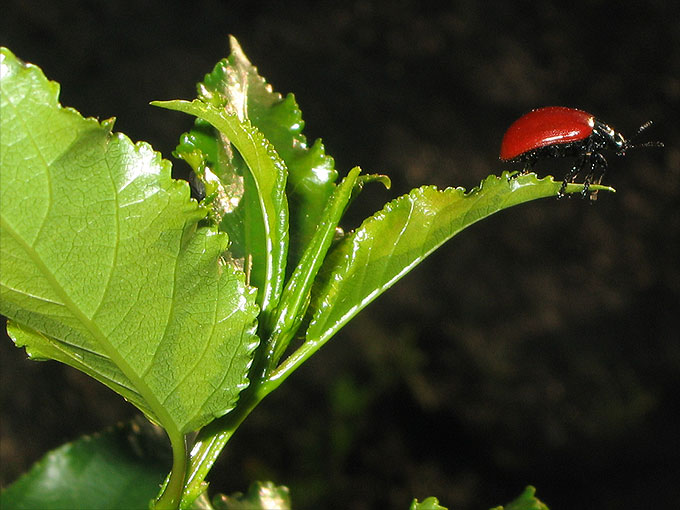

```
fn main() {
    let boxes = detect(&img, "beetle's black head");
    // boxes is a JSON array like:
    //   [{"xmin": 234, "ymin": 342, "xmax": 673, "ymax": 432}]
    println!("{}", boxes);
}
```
[
  {"xmin": 617, "ymin": 120, "xmax": 664, "ymax": 156},
  {"xmin": 591, "ymin": 120, "xmax": 626, "ymax": 152}
]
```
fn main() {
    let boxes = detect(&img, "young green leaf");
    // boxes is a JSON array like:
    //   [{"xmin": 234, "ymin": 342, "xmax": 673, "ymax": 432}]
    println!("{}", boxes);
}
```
[
  {"xmin": 212, "ymin": 481, "xmax": 291, "ymax": 510},
  {"xmin": 266, "ymin": 167, "xmax": 361, "ymax": 370},
  {"xmin": 178, "ymin": 36, "xmax": 337, "ymax": 266},
  {"xmin": 409, "ymin": 497, "xmax": 448, "ymax": 510},
  {"xmin": 271, "ymin": 172, "xmax": 613, "ymax": 378},
  {"xmin": 489, "ymin": 486, "xmax": 549, "ymax": 510},
  {"xmin": 0, "ymin": 48, "xmax": 259, "ymax": 436},
  {"xmin": 154, "ymin": 98, "xmax": 288, "ymax": 317}
]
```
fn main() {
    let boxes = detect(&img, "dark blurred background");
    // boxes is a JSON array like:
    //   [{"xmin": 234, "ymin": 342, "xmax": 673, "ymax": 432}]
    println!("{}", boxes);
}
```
[{"xmin": 1, "ymin": 1, "xmax": 678, "ymax": 509}]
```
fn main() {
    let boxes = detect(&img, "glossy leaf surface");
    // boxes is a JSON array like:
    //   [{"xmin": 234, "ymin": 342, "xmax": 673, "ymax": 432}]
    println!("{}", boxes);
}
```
[
  {"xmin": 409, "ymin": 497, "xmax": 448, "ymax": 510},
  {"xmin": 266, "ymin": 167, "xmax": 361, "ymax": 367},
  {"xmin": 490, "ymin": 486, "xmax": 550, "ymax": 510},
  {"xmin": 175, "ymin": 36, "xmax": 337, "ymax": 267},
  {"xmin": 155, "ymin": 98, "xmax": 288, "ymax": 316},
  {"xmin": 306, "ymin": 172, "xmax": 613, "ymax": 346},
  {"xmin": 0, "ymin": 421, "xmax": 168, "ymax": 510},
  {"xmin": 212, "ymin": 481, "xmax": 291, "ymax": 510},
  {"xmin": 0, "ymin": 47, "xmax": 259, "ymax": 436}
]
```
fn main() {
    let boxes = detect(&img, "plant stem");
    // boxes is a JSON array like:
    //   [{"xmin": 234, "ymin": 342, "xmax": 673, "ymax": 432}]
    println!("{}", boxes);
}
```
[
  {"xmin": 178, "ymin": 335, "xmax": 328, "ymax": 508},
  {"xmin": 154, "ymin": 432, "xmax": 188, "ymax": 510},
  {"xmin": 267, "ymin": 337, "xmax": 323, "ymax": 386},
  {"xmin": 179, "ymin": 385, "xmax": 263, "ymax": 509}
]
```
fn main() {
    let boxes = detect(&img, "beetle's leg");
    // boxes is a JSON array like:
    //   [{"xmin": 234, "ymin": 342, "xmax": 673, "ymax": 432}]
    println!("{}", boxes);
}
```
[
  {"xmin": 559, "ymin": 154, "xmax": 587, "ymax": 198},
  {"xmin": 583, "ymin": 152, "xmax": 607, "ymax": 200},
  {"xmin": 580, "ymin": 153, "xmax": 594, "ymax": 198},
  {"xmin": 507, "ymin": 158, "xmax": 534, "ymax": 182},
  {"xmin": 591, "ymin": 152, "xmax": 607, "ymax": 185}
]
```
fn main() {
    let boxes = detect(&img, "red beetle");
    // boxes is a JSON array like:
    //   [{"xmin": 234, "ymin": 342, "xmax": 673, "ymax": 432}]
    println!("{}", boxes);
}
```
[{"xmin": 500, "ymin": 106, "xmax": 663, "ymax": 198}]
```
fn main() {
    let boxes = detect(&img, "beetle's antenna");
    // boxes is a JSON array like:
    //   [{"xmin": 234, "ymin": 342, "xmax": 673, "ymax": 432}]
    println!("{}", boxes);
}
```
[
  {"xmin": 621, "ymin": 120, "xmax": 664, "ymax": 154},
  {"xmin": 631, "ymin": 140, "xmax": 665, "ymax": 148},
  {"xmin": 634, "ymin": 120, "xmax": 654, "ymax": 138}
]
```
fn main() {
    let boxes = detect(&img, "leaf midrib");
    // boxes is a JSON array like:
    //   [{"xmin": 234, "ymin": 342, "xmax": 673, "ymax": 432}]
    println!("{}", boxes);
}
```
[
  {"xmin": 2, "ymin": 74, "xmax": 182, "ymax": 434},
  {"xmin": 0, "ymin": 213, "xmax": 181, "ymax": 437}
]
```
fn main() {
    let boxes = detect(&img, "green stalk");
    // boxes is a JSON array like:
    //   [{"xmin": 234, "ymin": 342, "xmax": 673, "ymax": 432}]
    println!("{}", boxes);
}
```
[
  {"xmin": 176, "ymin": 168, "xmax": 372, "ymax": 508},
  {"xmin": 177, "ymin": 333, "xmax": 330, "ymax": 509},
  {"xmin": 179, "ymin": 384, "xmax": 266, "ymax": 509},
  {"xmin": 154, "ymin": 432, "xmax": 188, "ymax": 510}
]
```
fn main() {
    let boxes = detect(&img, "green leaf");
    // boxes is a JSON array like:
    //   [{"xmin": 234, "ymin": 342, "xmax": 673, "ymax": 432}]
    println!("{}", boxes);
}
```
[
  {"xmin": 0, "ymin": 47, "xmax": 259, "ymax": 436},
  {"xmin": 177, "ymin": 36, "xmax": 337, "ymax": 266},
  {"xmin": 174, "ymin": 117, "xmax": 245, "ymax": 228},
  {"xmin": 409, "ymin": 497, "xmax": 448, "ymax": 510},
  {"xmin": 212, "ymin": 481, "xmax": 291, "ymax": 510},
  {"xmin": 266, "ymin": 167, "xmax": 361, "ymax": 368},
  {"xmin": 489, "ymin": 486, "xmax": 549, "ymax": 510},
  {"xmin": 408, "ymin": 486, "xmax": 549, "ymax": 510},
  {"xmin": 0, "ymin": 421, "xmax": 168, "ymax": 510},
  {"xmin": 306, "ymin": 172, "xmax": 613, "ymax": 346},
  {"xmin": 153, "ymin": 98, "xmax": 288, "ymax": 317}
]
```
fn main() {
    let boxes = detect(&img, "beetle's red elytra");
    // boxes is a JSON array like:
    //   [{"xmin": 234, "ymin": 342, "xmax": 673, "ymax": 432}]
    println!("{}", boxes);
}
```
[
  {"xmin": 500, "ymin": 106, "xmax": 663, "ymax": 198},
  {"xmin": 500, "ymin": 107, "xmax": 595, "ymax": 162}
]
